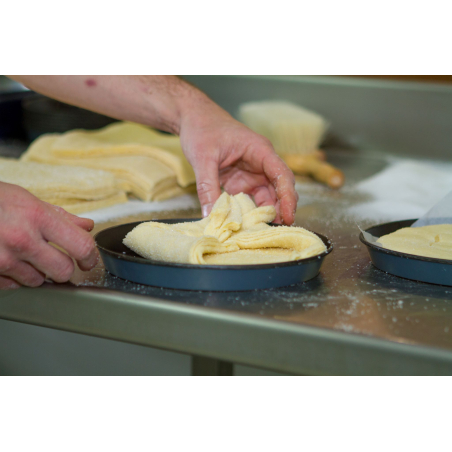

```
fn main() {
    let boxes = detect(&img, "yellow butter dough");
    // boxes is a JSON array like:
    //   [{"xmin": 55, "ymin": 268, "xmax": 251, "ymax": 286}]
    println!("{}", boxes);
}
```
[
  {"xmin": 377, "ymin": 224, "xmax": 452, "ymax": 260},
  {"xmin": 47, "ymin": 122, "xmax": 196, "ymax": 187},
  {"xmin": 42, "ymin": 191, "xmax": 128, "ymax": 214},
  {"xmin": 22, "ymin": 134, "xmax": 182, "ymax": 201},
  {"xmin": 124, "ymin": 193, "xmax": 326, "ymax": 265},
  {"xmin": 0, "ymin": 157, "xmax": 121, "ymax": 200}
]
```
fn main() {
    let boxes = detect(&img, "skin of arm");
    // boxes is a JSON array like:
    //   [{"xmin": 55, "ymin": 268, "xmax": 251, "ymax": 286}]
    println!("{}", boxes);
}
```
[{"xmin": 3, "ymin": 75, "xmax": 298, "ymax": 288}]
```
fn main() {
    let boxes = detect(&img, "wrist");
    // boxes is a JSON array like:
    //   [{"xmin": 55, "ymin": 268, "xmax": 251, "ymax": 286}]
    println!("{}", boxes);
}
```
[{"xmin": 178, "ymin": 87, "xmax": 233, "ymax": 136}]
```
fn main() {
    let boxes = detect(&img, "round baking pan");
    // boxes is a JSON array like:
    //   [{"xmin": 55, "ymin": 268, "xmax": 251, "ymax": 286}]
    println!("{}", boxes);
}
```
[
  {"xmin": 359, "ymin": 219, "xmax": 452, "ymax": 286},
  {"xmin": 95, "ymin": 219, "xmax": 333, "ymax": 291}
]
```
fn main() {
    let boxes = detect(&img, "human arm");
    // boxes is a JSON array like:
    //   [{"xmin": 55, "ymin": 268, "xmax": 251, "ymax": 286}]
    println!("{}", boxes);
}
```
[{"xmin": 9, "ymin": 75, "xmax": 298, "ymax": 223}]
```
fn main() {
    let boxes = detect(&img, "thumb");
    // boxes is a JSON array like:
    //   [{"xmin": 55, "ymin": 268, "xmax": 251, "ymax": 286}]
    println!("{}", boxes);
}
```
[{"xmin": 194, "ymin": 160, "xmax": 222, "ymax": 217}]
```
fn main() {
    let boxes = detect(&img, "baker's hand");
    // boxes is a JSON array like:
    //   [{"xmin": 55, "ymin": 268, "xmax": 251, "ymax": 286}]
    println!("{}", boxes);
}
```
[
  {"xmin": 0, "ymin": 182, "xmax": 99, "ymax": 289},
  {"xmin": 180, "ymin": 107, "xmax": 298, "ymax": 225}
]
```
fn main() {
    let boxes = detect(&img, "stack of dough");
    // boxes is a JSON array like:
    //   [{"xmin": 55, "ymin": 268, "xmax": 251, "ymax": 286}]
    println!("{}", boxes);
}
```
[
  {"xmin": 124, "ymin": 192, "xmax": 326, "ymax": 265},
  {"xmin": 0, "ymin": 158, "xmax": 127, "ymax": 214},
  {"xmin": 21, "ymin": 122, "xmax": 196, "ymax": 202},
  {"xmin": 377, "ymin": 225, "xmax": 452, "ymax": 260}
]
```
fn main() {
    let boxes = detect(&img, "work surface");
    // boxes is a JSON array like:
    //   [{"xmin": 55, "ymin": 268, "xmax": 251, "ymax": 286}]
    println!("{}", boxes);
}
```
[{"xmin": 1, "ymin": 150, "xmax": 451, "ymax": 375}]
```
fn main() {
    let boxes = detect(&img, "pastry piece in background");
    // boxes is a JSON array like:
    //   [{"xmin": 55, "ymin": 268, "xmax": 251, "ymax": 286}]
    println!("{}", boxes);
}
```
[
  {"xmin": 0, "ymin": 157, "xmax": 119, "ymax": 200},
  {"xmin": 0, "ymin": 158, "xmax": 127, "ymax": 214},
  {"xmin": 152, "ymin": 183, "xmax": 197, "ymax": 202},
  {"xmin": 124, "ymin": 192, "xmax": 326, "ymax": 265},
  {"xmin": 22, "ymin": 135, "xmax": 179, "ymax": 202},
  {"xmin": 48, "ymin": 122, "xmax": 196, "ymax": 187},
  {"xmin": 42, "ymin": 192, "xmax": 128, "ymax": 215},
  {"xmin": 238, "ymin": 101, "xmax": 344, "ymax": 189},
  {"xmin": 377, "ymin": 224, "xmax": 452, "ymax": 260}
]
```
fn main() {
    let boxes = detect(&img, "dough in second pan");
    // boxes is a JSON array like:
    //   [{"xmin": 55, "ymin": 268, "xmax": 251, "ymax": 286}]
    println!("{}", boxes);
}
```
[{"xmin": 377, "ymin": 224, "xmax": 452, "ymax": 260}]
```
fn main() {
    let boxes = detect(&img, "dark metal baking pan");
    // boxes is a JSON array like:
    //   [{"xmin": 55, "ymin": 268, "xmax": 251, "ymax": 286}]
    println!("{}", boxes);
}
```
[
  {"xmin": 95, "ymin": 219, "xmax": 333, "ymax": 291},
  {"xmin": 359, "ymin": 219, "xmax": 452, "ymax": 286}
]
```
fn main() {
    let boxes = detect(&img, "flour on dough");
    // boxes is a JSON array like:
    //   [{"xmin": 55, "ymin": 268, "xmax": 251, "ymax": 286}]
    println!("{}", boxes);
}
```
[
  {"xmin": 123, "ymin": 192, "xmax": 326, "ymax": 265},
  {"xmin": 377, "ymin": 224, "xmax": 452, "ymax": 260}
]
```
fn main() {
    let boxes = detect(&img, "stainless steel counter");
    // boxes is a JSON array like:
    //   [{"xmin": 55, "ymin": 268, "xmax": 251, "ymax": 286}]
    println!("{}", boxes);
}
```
[
  {"xmin": 1, "ymin": 75, "xmax": 452, "ymax": 375},
  {"xmin": 1, "ymin": 150, "xmax": 452, "ymax": 375}
]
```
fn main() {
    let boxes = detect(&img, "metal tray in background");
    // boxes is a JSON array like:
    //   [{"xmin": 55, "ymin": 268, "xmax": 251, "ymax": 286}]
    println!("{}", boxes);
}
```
[
  {"xmin": 95, "ymin": 219, "xmax": 333, "ymax": 292},
  {"xmin": 360, "ymin": 219, "xmax": 452, "ymax": 286}
]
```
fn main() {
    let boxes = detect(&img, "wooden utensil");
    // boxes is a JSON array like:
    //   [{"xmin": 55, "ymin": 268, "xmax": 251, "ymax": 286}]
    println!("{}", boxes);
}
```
[{"xmin": 282, "ymin": 153, "xmax": 345, "ymax": 189}]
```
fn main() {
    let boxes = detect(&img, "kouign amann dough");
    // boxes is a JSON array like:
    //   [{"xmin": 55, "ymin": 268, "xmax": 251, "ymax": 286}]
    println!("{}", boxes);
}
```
[
  {"xmin": 124, "ymin": 192, "xmax": 326, "ymax": 265},
  {"xmin": 0, "ymin": 157, "xmax": 120, "ymax": 200},
  {"xmin": 22, "ymin": 135, "xmax": 181, "ymax": 201},
  {"xmin": 48, "ymin": 122, "xmax": 196, "ymax": 187},
  {"xmin": 377, "ymin": 224, "xmax": 452, "ymax": 260}
]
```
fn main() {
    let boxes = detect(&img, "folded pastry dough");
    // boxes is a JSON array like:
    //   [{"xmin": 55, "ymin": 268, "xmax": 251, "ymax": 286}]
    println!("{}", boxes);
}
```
[
  {"xmin": 48, "ymin": 122, "xmax": 195, "ymax": 187},
  {"xmin": 152, "ymin": 183, "xmax": 197, "ymax": 202},
  {"xmin": 377, "ymin": 224, "xmax": 452, "ymax": 260},
  {"xmin": 0, "ymin": 157, "xmax": 120, "ymax": 200},
  {"xmin": 43, "ymin": 191, "xmax": 128, "ymax": 214},
  {"xmin": 22, "ymin": 135, "xmax": 179, "ymax": 201},
  {"xmin": 124, "ymin": 192, "xmax": 326, "ymax": 265}
]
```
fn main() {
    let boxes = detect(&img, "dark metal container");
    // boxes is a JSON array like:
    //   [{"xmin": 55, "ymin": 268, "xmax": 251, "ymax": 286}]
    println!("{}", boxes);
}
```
[
  {"xmin": 95, "ymin": 219, "xmax": 333, "ymax": 291},
  {"xmin": 360, "ymin": 219, "xmax": 452, "ymax": 286}
]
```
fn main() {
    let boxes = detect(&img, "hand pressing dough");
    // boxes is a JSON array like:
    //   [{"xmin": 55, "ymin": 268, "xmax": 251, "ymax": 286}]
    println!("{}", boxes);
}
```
[
  {"xmin": 377, "ymin": 224, "xmax": 452, "ymax": 260},
  {"xmin": 22, "ymin": 135, "xmax": 179, "ymax": 201},
  {"xmin": 0, "ymin": 157, "xmax": 120, "ymax": 200},
  {"xmin": 124, "ymin": 192, "xmax": 326, "ymax": 265},
  {"xmin": 48, "ymin": 122, "xmax": 196, "ymax": 187}
]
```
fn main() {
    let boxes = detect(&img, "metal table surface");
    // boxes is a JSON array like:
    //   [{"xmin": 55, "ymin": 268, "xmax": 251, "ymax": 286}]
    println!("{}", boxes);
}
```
[{"xmin": 1, "ymin": 150, "xmax": 452, "ymax": 375}]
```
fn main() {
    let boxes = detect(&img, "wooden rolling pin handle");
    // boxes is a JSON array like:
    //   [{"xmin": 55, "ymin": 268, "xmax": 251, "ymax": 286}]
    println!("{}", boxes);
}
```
[
  {"xmin": 313, "ymin": 149, "xmax": 327, "ymax": 161},
  {"xmin": 314, "ymin": 161, "xmax": 345, "ymax": 189},
  {"xmin": 282, "ymin": 154, "xmax": 345, "ymax": 189}
]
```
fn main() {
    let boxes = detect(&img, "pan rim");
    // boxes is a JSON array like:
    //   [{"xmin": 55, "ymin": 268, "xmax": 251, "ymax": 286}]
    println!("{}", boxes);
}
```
[{"xmin": 95, "ymin": 219, "xmax": 333, "ymax": 271}]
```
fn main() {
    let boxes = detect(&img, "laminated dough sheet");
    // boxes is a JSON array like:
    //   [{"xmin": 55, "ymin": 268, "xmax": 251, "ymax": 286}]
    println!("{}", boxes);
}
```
[
  {"xmin": 0, "ymin": 157, "xmax": 119, "ymax": 200},
  {"xmin": 43, "ymin": 191, "xmax": 128, "ymax": 215},
  {"xmin": 152, "ymin": 183, "xmax": 196, "ymax": 201},
  {"xmin": 124, "ymin": 192, "xmax": 326, "ymax": 265},
  {"xmin": 377, "ymin": 224, "xmax": 452, "ymax": 260},
  {"xmin": 22, "ymin": 135, "xmax": 179, "ymax": 201},
  {"xmin": 48, "ymin": 122, "xmax": 196, "ymax": 187}
]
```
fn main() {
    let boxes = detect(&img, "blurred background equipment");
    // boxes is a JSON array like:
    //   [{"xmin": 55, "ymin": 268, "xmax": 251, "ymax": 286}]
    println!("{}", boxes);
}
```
[
  {"xmin": 22, "ymin": 95, "xmax": 117, "ymax": 141},
  {"xmin": 239, "ymin": 100, "xmax": 345, "ymax": 189}
]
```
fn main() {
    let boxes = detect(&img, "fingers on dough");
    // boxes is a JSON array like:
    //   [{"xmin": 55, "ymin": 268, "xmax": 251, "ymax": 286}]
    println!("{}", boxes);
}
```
[{"xmin": 124, "ymin": 193, "xmax": 325, "ymax": 265}]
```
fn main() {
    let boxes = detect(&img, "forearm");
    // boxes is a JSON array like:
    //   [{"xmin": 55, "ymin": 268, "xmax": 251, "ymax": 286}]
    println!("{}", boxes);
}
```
[{"xmin": 8, "ymin": 75, "xmax": 225, "ymax": 135}]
